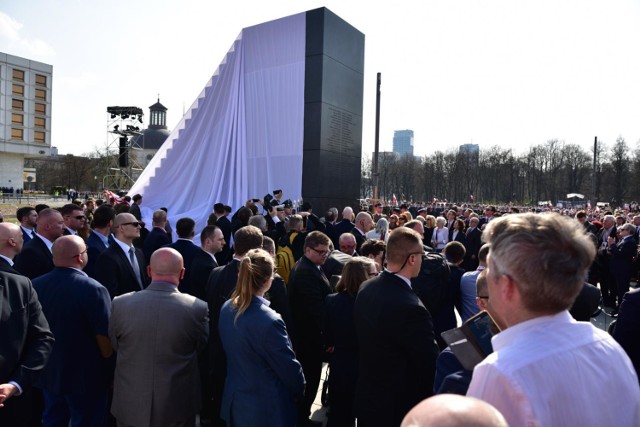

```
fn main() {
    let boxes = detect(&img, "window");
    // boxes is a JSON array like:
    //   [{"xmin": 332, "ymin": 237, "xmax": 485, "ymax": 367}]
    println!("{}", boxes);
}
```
[
  {"xmin": 35, "ymin": 103, "xmax": 46, "ymax": 115},
  {"xmin": 11, "ymin": 113, "xmax": 24, "ymax": 125},
  {"xmin": 34, "ymin": 131, "xmax": 46, "ymax": 143},
  {"xmin": 11, "ymin": 128, "xmax": 24, "ymax": 140},
  {"xmin": 13, "ymin": 69, "xmax": 24, "ymax": 82},
  {"xmin": 35, "ymin": 88, "xmax": 46, "ymax": 100},
  {"xmin": 35, "ymin": 74, "xmax": 47, "ymax": 86},
  {"xmin": 12, "ymin": 84, "xmax": 24, "ymax": 96},
  {"xmin": 35, "ymin": 117, "xmax": 46, "ymax": 129},
  {"xmin": 12, "ymin": 99, "xmax": 24, "ymax": 111}
]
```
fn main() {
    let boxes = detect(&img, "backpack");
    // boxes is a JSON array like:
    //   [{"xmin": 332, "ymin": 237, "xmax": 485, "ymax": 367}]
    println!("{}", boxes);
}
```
[{"xmin": 276, "ymin": 232, "xmax": 298, "ymax": 284}]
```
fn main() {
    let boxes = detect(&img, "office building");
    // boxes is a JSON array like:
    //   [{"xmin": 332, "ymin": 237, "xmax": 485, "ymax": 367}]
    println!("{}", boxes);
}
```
[
  {"xmin": 0, "ymin": 53, "xmax": 52, "ymax": 190},
  {"xmin": 393, "ymin": 129, "xmax": 414, "ymax": 156}
]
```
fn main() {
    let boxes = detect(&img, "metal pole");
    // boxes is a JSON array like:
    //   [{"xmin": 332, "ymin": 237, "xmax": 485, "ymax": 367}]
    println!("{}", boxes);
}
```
[
  {"xmin": 592, "ymin": 136, "xmax": 597, "ymax": 206},
  {"xmin": 373, "ymin": 72, "xmax": 381, "ymax": 202}
]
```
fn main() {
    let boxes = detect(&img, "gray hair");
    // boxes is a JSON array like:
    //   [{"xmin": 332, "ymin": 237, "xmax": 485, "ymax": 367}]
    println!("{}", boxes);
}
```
[{"xmin": 484, "ymin": 213, "xmax": 595, "ymax": 313}]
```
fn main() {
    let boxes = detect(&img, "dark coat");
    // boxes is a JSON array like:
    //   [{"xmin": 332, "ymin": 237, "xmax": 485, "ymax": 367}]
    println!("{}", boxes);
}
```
[
  {"xmin": 143, "ymin": 227, "xmax": 171, "ymax": 263},
  {"xmin": 354, "ymin": 272, "xmax": 439, "ymax": 426},
  {"xmin": 613, "ymin": 288, "xmax": 640, "ymax": 381},
  {"xmin": 94, "ymin": 243, "xmax": 149, "ymax": 299},
  {"xmin": 182, "ymin": 248, "xmax": 217, "ymax": 301},
  {"xmin": 14, "ymin": 235, "xmax": 54, "ymax": 280}
]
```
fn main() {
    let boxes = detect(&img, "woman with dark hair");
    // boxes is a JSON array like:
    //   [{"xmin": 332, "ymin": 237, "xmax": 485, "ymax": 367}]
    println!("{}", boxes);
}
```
[
  {"xmin": 322, "ymin": 257, "xmax": 377, "ymax": 427},
  {"xmin": 451, "ymin": 218, "xmax": 467, "ymax": 245},
  {"xmin": 219, "ymin": 249, "xmax": 305, "ymax": 427}
]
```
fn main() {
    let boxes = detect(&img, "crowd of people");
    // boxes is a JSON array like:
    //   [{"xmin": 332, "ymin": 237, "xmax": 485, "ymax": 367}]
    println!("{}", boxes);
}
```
[{"xmin": 1, "ymin": 192, "xmax": 640, "ymax": 427}]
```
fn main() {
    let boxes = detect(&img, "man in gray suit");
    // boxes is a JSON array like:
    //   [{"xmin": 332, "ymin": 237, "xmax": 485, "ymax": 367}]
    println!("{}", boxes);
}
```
[{"xmin": 109, "ymin": 248, "xmax": 209, "ymax": 427}]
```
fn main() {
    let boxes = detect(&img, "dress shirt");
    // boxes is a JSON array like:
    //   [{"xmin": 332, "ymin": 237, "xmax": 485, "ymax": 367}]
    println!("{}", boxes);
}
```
[
  {"xmin": 20, "ymin": 225, "xmax": 35, "ymax": 238},
  {"xmin": 35, "ymin": 232, "xmax": 54, "ymax": 252},
  {"xmin": 256, "ymin": 295, "xmax": 271, "ymax": 306},
  {"xmin": 467, "ymin": 311, "xmax": 640, "ymax": 426},
  {"xmin": 65, "ymin": 227, "xmax": 77, "ymax": 236},
  {"xmin": 0, "ymin": 254, "xmax": 13, "ymax": 266}
]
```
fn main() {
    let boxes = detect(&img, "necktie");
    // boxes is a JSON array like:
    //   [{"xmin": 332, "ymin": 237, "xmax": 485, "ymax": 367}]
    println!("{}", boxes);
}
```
[
  {"xmin": 129, "ymin": 247, "xmax": 143, "ymax": 289},
  {"xmin": 31, "ymin": 230, "xmax": 36, "ymax": 238}
]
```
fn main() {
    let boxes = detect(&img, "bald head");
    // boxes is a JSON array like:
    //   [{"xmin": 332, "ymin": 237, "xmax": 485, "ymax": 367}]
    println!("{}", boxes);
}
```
[
  {"xmin": 0, "ymin": 222, "xmax": 24, "ymax": 258},
  {"xmin": 52, "ymin": 235, "xmax": 87, "ymax": 269},
  {"xmin": 148, "ymin": 248, "xmax": 184, "ymax": 285},
  {"xmin": 114, "ymin": 213, "xmax": 141, "ymax": 244},
  {"xmin": 401, "ymin": 394, "xmax": 508, "ymax": 427}
]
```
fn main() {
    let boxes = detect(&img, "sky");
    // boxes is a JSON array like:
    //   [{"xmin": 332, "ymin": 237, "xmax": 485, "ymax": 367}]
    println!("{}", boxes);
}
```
[{"xmin": 2, "ymin": 0, "xmax": 639, "ymax": 158}]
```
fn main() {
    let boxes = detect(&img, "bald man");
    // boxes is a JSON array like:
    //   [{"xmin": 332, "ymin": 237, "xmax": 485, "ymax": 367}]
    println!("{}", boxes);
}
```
[
  {"xmin": 33, "ymin": 235, "xmax": 112, "ymax": 426},
  {"xmin": 94, "ymin": 213, "xmax": 149, "ymax": 299},
  {"xmin": 0, "ymin": 225, "xmax": 53, "ymax": 427},
  {"xmin": 401, "ymin": 394, "xmax": 508, "ymax": 427},
  {"xmin": 0, "ymin": 223, "xmax": 24, "ymax": 274},
  {"xmin": 109, "ymin": 248, "xmax": 209, "ymax": 427},
  {"xmin": 14, "ymin": 208, "xmax": 65, "ymax": 279}
]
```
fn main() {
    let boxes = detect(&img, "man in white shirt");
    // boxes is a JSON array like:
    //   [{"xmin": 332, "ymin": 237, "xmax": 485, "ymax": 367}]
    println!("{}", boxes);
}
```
[{"xmin": 467, "ymin": 213, "xmax": 640, "ymax": 426}]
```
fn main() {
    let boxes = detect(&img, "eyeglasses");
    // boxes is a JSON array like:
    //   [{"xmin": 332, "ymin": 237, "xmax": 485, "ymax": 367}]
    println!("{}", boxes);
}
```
[
  {"xmin": 121, "ymin": 222, "xmax": 142, "ymax": 228},
  {"xmin": 477, "ymin": 295, "xmax": 490, "ymax": 299},
  {"xmin": 71, "ymin": 246, "xmax": 88, "ymax": 258},
  {"xmin": 310, "ymin": 247, "xmax": 329, "ymax": 257},
  {"xmin": 66, "ymin": 215, "xmax": 86, "ymax": 220}
]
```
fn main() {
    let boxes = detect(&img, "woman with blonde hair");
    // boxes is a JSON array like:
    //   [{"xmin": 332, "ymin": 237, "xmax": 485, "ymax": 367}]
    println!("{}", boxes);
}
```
[
  {"xmin": 219, "ymin": 249, "xmax": 305, "ymax": 427},
  {"xmin": 323, "ymin": 257, "xmax": 377, "ymax": 427}
]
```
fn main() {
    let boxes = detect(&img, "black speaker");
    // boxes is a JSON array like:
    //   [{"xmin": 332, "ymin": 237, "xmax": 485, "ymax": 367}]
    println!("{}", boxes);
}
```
[{"xmin": 118, "ymin": 136, "xmax": 128, "ymax": 168}]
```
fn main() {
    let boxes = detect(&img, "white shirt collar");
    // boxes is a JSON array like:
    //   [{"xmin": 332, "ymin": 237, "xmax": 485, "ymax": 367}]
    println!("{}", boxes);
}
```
[
  {"xmin": 0, "ymin": 254, "xmax": 14, "ymax": 266},
  {"xmin": 114, "ymin": 236, "xmax": 134, "ymax": 256},
  {"xmin": 34, "ymin": 233, "xmax": 54, "ymax": 252}
]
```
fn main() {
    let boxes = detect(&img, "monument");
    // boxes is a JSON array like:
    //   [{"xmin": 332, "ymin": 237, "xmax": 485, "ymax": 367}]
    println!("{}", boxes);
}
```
[{"xmin": 129, "ymin": 7, "xmax": 364, "ymax": 229}]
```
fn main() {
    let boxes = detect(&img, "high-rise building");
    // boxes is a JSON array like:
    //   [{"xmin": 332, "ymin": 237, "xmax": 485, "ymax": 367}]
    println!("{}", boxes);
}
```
[
  {"xmin": 459, "ymin": 143, "xmax": 479, "ymax": 156},
  {"xmin": 393, "ymin": 129, "xmax": 414, "ymax": 156},
  {"xmin": 0, "ymin": 53, "xmax": 52, "ymax": 190}
]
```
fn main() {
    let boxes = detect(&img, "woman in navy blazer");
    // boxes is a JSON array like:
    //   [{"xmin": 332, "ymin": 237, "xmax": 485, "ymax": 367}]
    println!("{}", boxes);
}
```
[{"xmin": 219, "ymin": 249, "xmax": 305, "ymax": 427}]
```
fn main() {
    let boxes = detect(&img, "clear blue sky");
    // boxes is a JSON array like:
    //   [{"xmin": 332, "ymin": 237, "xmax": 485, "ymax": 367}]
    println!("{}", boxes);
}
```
[{"xmin": 2, "ymin": 0, "xmax": 639, "ymax": 157}]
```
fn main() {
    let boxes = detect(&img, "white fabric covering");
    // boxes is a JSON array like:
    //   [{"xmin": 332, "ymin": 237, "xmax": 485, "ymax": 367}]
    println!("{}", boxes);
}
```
[{"xmin": 128, "ymin": 13, "xmax": 306, "ymax": 236}]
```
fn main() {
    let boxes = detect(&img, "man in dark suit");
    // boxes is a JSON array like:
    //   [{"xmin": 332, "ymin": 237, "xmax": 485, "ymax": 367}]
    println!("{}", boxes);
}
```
[
  {"xmin": 143, "ymin": 209, "xmax": 170, "ymax": 263},
  {"xmin": 14, "ymin": 208, "xmax": 65, "ymax": 280},
  {"xmin": 85, "ymin": 204, "xmax": 116, "ymax": 279},
  {"xmin": 0, "ymin": 223, "xmax": 54, "ymax": 426},
  {"xmin": 608, "ymin": 223, "xmax": 637, "ymax": 313},
  {"xmin": 464, "ymin": 216, "xmax": 483, "ymax": 271},
  {"xmin": 206, "ymin": 225, "xmax": 263, "ymax": 426},
  {"xmin": 331, "ymin": 207, "xmax": 355, "ymax": 249},
  {"xmin": 94, "ymin": 213, "xmax": 149, "ymax": 299},
  {"xmin": 597, "ymin": 215, "xmax": 618, "ymax": 307},
  {"xmin": 182, "ymin": 225, "xmax": 224, "ymax": 301},
  {"xmin": 613, "ymin": 288, "xmax": 640, "ymax": 381},
  {"xmin": 351, "ymin": 212, "xmax": 373, "ymax": 254},
  {"xmin": 61, "ymin": 203, "xmax": 87, "ymax": 237},
  {"xmin": 288, "ymin": 231, "xmax": 333, "ymax": 426},
  {"xmin": 16, "ymin": 207, "xmax": 37, "ymax": 244},
  {"xmin": 0, "ymin": 223, "xmax": 24, "ymax": 274},
  {"xmin": 166, "ymin": 218, "xmax": 201, "ymax": 290},
  {"xmin": 32, "ymin": 235, "xmax": 113, "ymax": 426},
  {"xmin": 210, "ymin": 203, "xmax": 232, "ymax": 266},
  {"xmin": 128, "ymin": 194, "xmax": 143, "ymax": 221},
  {"xmin": 354, "ymin": 227, "xmax": 439, "ymax": 427}
]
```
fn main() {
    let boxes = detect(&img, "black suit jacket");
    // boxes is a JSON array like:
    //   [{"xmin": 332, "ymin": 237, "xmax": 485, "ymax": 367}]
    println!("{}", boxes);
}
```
[
  {"xmin": 569, "ymin": 282, "xmax": 601, "ymax": 322},
  {"xmin": 0, "ymin": 271, "xmax": 54, "ymax": 390},
  {"xmin": 331, "ymin": 219, "xmax": 355, "ymax": 248},
  {"xmin": 14, "ymin": 235, "xmax": 55, "ymax": 280},
  {"xmin": 94, "ymin": 243, "xmax": 149, "ymax": 299},
  {"xmin": 21, "ymin": 227, "xmax": 34, "ymax": 244},
  {"xmin": 351, "ymin": 228, "xmax": 367, "ymax": 254},
  {"xmin": 266, "ymin": 274, "xmax": 292, "ymax": 330},
  {"xmin": 167, "ymin": 239, "xmax": 201, "ymax": 288},
  {"xmin": 215, "ymin": 216, "xmax": 233, "ymax": 266},
  {"xmin": 287, "ymin": 256, "xmax": 331, "ymax": 350},
  {"xmin": 612, "ymin": 288, "xmax": 640, "ymax": 380},
  {"xmin": 182, "ymin": 248, "xmax": 217, "ymax": 301},
  {"xmin": 0, "ymin": 258, "xmax": 20, "ymax": 275},
  {"xmin": 85, "ymin": 230, "xmax": 110, "ymax": 279},
  {"xmin": 321, "ymin": 250, "xmax": 352, "ymax": 284},
  {"xmin": 143, "ymin": 227, "xmax": 171, "ymax": 263},
  {"xmin": 354, "ymin": 272, "xmax": 439, "ymax": 426}
]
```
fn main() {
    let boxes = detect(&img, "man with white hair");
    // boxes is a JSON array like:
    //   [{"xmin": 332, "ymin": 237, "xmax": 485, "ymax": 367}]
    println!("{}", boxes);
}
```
[
  {"xmin": 467, "ymin": 213, "xmax": 640, "ymax": 425},
  {"xmin": 351, "ymin": 211, "xmax": 373, "ymax": 253}
]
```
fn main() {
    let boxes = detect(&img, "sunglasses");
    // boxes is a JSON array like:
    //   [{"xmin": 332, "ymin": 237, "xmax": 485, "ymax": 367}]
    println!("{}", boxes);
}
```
[{"xmin": 121, "ymin": 222, "xmax": 142, "ymax": 228}]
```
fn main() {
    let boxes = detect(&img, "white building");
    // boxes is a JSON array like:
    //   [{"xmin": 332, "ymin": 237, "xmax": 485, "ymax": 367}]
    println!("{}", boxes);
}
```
[{"xmin": 0, "ymin": 53, "xmax": 52, "ymax": 190}]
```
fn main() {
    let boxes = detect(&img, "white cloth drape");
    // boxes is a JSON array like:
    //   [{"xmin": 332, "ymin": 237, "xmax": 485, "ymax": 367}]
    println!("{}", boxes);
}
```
[{"xmin": 129, "ymin": 13, "xmax": 306, "ymax": 237}]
